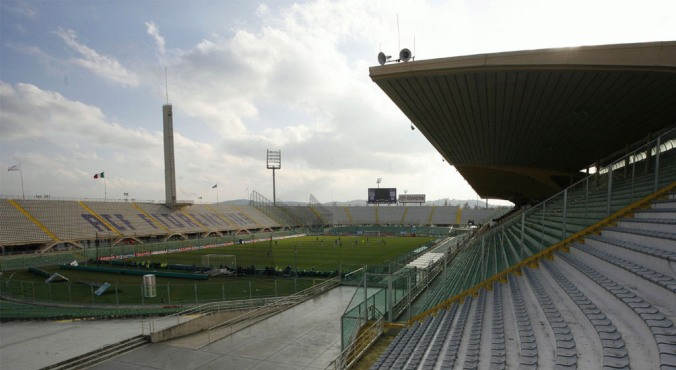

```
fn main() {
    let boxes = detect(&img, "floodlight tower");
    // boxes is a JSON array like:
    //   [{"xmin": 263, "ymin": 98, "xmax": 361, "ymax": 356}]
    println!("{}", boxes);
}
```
[{"xmin": 266, "ymin": 150, "xmax": 281, "ymax": 205}]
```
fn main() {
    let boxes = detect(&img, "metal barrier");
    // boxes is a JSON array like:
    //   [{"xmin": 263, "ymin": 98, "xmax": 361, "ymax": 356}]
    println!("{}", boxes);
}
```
[
  {"xmin": 138, "ymin": 276, "xmax": 340, "ymax": 346},
  {"xmin": 199, "ymin": 276, "xmax": 340, "ymax": 346},
  {"xmin": 326, "ymin": 316, "xmax": 384, "ymax": 370},
  {"xmin": 141, "ymin": 297, "xmax": 284, "ymax": 335},
  {"xmin": 411, "ymin": 127, "xmax": 676, "ymax": 319}
]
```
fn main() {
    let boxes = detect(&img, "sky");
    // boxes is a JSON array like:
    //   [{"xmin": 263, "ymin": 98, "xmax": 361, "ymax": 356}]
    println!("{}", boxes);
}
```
[{"xmin": 1, "ymin": 0, "xmax": 674, "ymax": 205}]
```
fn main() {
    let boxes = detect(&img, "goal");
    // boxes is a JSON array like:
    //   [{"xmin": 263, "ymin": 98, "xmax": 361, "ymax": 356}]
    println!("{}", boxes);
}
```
[{"xmin": 201, "ymin": 254, "xmax": 237, "ymax": 270}]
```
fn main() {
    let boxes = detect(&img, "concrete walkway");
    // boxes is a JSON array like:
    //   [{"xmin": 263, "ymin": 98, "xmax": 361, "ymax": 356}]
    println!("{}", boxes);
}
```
[
  {"xmin": 1, "ymin": 286, "xmax": 357, "ymax": 370},
  {"xmin": 88, "ymin": 285, "xmax": 357, "ymax": 370},
  {"xmin": 1, "ymin": 318, "xmax": 151, "ymax": 370}
]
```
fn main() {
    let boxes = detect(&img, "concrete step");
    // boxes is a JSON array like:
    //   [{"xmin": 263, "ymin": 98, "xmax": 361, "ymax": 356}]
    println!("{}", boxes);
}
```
[
  {"xmin": 633, "ymin": 207, "xmax": 676, "ymax": 220},
  {"xmin": 618, "ymin": 217, "xmax": 676, "ymax": 233},
  {"xmin": 43, "ymin": 334, "xmax": 149, "ymax": 370},
  {"xmin": 583, "ymin": 234, "xmax": 675, "ymax": 277},
  {"xmin": 602, "ymin": 226, "xmax": 676, "ymax": 250},
  {"xmin": 650, "ymin": 198, "xmax": 676, "ymax": 209}
]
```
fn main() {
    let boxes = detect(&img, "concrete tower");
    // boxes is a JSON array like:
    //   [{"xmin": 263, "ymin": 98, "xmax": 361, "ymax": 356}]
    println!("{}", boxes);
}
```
[{"xmin": 163, "ymin": 104, "xmax": 177, "ymax": 205}]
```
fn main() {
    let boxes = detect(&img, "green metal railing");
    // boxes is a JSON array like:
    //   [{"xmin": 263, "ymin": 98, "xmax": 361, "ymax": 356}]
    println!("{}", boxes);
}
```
[
  {"xmin": 0, "ymin": 276, "xmax": 318, "ymax": 307},
  {"xmin": 418, "ymin": 127, "xmax": 676, "ymax": 313}
]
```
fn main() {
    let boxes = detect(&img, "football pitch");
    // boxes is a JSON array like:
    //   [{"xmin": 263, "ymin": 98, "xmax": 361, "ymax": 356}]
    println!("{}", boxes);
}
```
[
  {"xmin": 134, "ymin": 235, "xmax": 435, "ymax": 271},
  {"xmin": 1, "ymin": 235, "xmax": 435, "ymax": 308}
]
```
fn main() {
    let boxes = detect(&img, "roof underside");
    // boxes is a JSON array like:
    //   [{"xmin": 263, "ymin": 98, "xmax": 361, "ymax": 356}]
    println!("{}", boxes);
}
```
[{"xmin": 370, "ymin": 41, "xmax": 676, "ymax": 204}]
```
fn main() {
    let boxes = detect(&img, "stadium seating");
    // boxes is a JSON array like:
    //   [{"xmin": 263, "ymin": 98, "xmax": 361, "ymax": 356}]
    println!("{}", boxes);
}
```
[
  {"xmin": 369, "ymin": 189, "xmax": 675, "ymax": 369},
  {"xmin": 347, "ymin": 206, "xmax": 378, "ymax": 225},
  {"xmin": 402, "ymin": 206, "xmax": 431, "ymax": 225},
  {"xmin": 377, "ymin": 206, "xmax": 407, "ymax": 225},
  {"xmin": 0, "ymin": 199, "xmax": 52, "ymax": 247},
  {"xmin": 209, "ymin": 204, "xmax": 280, "ymax": 229},
  {"xmin": 322, "ymin": 205, "xmax": 496, "ymax": 227},
  {"xmin": 0, "ymin": 201, "xmax": 283, "ymax": 253},
  {"xmin": 83, "ymin": 201, "xmax": 172, "ymax": 237},
  {"xmin": 17, "ymin": 200, "xmax": 105, "ymax": 242}
]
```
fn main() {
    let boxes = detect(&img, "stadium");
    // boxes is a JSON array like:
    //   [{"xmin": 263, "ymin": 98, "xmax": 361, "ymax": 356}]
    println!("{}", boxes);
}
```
[{"xmin": 1, "ymin": 40, "xmax": 675, "ymax": 370}]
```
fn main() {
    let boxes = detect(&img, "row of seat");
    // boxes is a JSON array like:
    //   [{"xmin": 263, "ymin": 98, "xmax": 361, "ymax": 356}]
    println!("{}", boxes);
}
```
[
  {"xmin": 325, "ymin": 206, "xmax": 502, "ymax": 226},
  {"xmin": 418, "ymin": 152, "xmax": 675, "ymax": 312},
  {"xmin": 370, "ymin": 193, "xmax": 676, "ymax": 369},
  {"xmin": 0, "ymin": 200, "xmax": 282, "ymax": 248}
]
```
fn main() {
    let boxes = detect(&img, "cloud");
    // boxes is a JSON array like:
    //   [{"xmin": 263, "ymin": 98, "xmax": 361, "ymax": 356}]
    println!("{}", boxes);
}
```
[
  {"xmin": 145, "ymin": 21, "xmax": 166, "ymax": 56},
  {"xmin": 2, "ymin": 0, "xmax": 532, "ymax": 205},
  {"xmin": 0, "ymin": 81, "xmax": 155, "ymax": 146},
  {"xmin": 0, "ymin": 81, "xmax": 284, "ymax": 202},
  {"xmin": 1, "ymin": 1, "xmax": 37, "ymax": 20},
  {"xmin": 54, "ymin": 28, "xmax": 139, "ymax": 87},
  {"xmin": 124, "ymin": 1, "xmax": 475, "ymax": 203}
]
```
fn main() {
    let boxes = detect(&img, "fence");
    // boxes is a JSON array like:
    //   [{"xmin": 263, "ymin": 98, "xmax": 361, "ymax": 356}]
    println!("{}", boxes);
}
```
[
  {"xmin": 417, "ymin": 126, "xmax": 676, "ymax": 313},
  {"xmin": 326, "ymin": 316, "xmax": 384, "ymax": 370},
  {"xmin": 0, "ymin": 231, "xmax": 303, "ymax": 272},
  {"xmin": 338, "ymin": 234, "xmax": 468, "ymax": 350},
  {"xmin": 0, "ymin": 276, "xmax": 319, "ymax": 307},
  {"xmin": 137, "ymin": 276, "xmax": 340, "ymax": 346}
]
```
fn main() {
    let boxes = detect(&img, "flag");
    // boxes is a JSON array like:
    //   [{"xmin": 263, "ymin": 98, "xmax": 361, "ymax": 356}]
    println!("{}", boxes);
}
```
[
  {"xmin": 7, "ymin": 165, "xmax": 20, "ymax": 171},
  {"xmin": 212, "ymin": 184, "xmax": 217, "ymax": 189},
  {"xmin": 94, "ymin": 172, "xmax": 105, "ymax": 179}
]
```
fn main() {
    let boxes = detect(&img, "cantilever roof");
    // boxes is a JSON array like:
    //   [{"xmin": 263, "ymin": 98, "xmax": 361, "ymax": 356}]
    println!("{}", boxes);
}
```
[{"xmin": 370, "ymin": 41, "xmax": 676, "ymax": 204}]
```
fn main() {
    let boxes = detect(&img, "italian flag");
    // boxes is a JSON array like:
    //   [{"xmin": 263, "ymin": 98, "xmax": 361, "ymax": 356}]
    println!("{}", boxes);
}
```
[{"xmin": 93, "ymin": 172, "xmax": 105, "ymax": 179}]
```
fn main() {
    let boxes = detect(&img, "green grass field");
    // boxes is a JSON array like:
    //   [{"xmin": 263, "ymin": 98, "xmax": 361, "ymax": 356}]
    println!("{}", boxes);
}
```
[
  {"xmin": 1, "ymin": 235, "xmax": 433, "ymax": 308},
  {"xmin": 132, "ymin": 235, "xmax": 435, "ymax": 271}
]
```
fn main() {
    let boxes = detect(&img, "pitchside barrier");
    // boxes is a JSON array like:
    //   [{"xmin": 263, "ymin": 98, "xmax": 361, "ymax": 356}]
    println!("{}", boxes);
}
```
[
  {"xmin": 0, "ymin": 275, "xmax": 321, "ymax": 307},
  {"xmin": 59, "ymin": 264, "xmax": 209, "ymax": 280},
  {"xmin": 0, "ymin": 231, "xmax": 303, "ymax": 272}
]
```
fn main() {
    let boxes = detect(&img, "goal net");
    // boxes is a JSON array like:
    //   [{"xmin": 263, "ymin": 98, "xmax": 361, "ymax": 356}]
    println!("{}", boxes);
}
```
[{"xmin": 201, "ymin": 254, "xmax": 237, "ymax": 271}]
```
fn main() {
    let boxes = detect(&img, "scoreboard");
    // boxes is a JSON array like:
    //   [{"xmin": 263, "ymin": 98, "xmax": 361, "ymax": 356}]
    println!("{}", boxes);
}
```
[{"xmin": 368, "ymin": 188, "xmax": 397, "ymax": 204}]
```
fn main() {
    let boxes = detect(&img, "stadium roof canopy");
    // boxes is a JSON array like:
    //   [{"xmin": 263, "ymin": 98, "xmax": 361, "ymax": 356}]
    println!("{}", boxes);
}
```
[{"xmin": 370, "ymin": 41, "xmax": 676, "ymax": 205}]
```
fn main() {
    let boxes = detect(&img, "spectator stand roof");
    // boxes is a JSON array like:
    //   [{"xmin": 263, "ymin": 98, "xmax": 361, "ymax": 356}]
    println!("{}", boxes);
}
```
[{"xmin": 370, "ymin": 41, "xmax": 676, "ymax": 204}]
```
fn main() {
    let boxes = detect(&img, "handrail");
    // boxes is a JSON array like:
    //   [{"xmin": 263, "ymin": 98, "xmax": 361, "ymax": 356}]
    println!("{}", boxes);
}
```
[
  {"xmin": 142, "ymin": 296, "xmax": 283, "ymax": 334},
  {"xmin": 326, "ymin": 316, "xmax": 384, "ymax": 370},
  {"xmin": 421, "ymin": 126, "xmax": 676, "ymax": 302},
  {"xmin": 199, "ymin": 276, "xmax": 340, "ymax": 345},
  {"xmin": 407, "ymin": 181, "xmax": 676, "ymax": 325}
]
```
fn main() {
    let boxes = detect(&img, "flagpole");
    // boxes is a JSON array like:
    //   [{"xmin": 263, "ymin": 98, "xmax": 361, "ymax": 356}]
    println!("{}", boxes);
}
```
[
  {"xmin": 104, "ymin": 176, "xmax": 107, "ymax": 200},
  {"xmin": 19, "ymin": 163, "xmax": 25, "ymax": 200}
]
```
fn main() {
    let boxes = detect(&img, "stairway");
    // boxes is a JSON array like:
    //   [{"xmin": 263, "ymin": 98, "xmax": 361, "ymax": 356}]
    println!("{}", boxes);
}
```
[{"xmin": 42, "ymin": 335, "xmax": 149, "ymax": 370}]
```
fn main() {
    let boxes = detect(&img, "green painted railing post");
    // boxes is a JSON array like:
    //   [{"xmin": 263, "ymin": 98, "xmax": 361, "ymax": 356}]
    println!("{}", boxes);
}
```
[
  {"xmin": 520, "ymin": 213, "xmax": 525, "ymax": 261},
  {"xmin": 653, "ymin": 136, "xmax": 661, "ymax": 192},
  {"xmin": 584, "ymin": 177, "xmax": 589, "ymax": 224},
  {"xmin": 562, "ymin": 189, "xmax": 568, "ymax": 241},
  {"xmin": 607, "ymin": 167, "xmax": 613, "ymax": 217}
]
